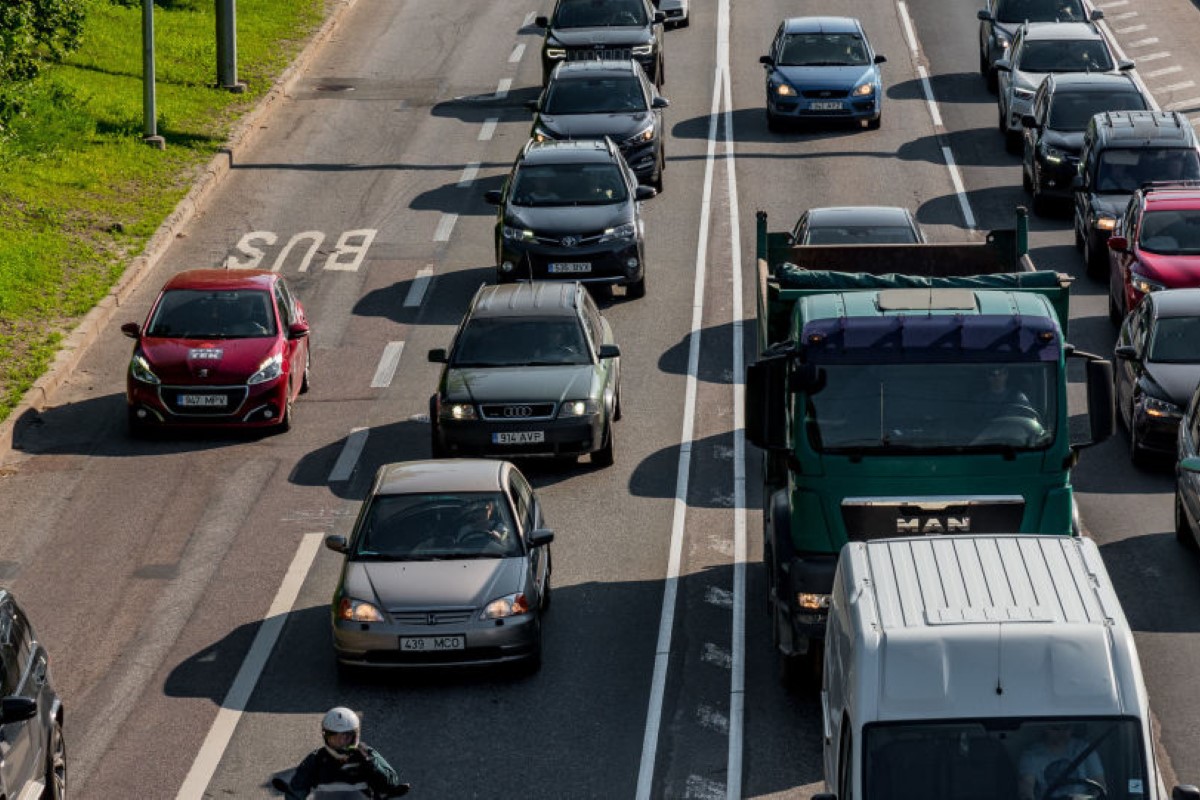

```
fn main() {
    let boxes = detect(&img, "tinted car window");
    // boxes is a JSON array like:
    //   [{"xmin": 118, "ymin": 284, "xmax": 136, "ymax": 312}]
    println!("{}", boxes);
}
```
[
  {"xmin": 354, "ymin": 492, "xmax": 521, "ymax": 559},
  {"xmin": 779, "ymin": 33, "xmax": 868, "ymax": 67},
  {"xmin": 545, "ymin": 76, "xmax": 647, "ymax": 114},
  {"xmin": 1018, "ymin": 40, "xmax": 1113, "ymax": 72},
  {"xmin": 511, "ymin": 163, "xmax": 629, "ymax": 206},
  {"xmin": 147, "ymin": 289, "xmax": 278, "ymax": 338},
  {"xmin": 995, "ymin": 0, "xmax": 1087, "ymax": 22},
  {"xmin": 1048, "ymin": 91, "xmax": 1146, "ymax": 130},
  {"xmin": 1138, "ymin": 209, "xmax": 1200, "ymax": 254},
  {"xmin": 1097, "ymin": 149, "xmax": 1200, "ymax": 192},
  {"xmin": 509, "ymin": 471, "xmax": 536, "ymax": 533},
  {"xmin": 804, "ymin": 225, "xmax": 920, "ymax": 244},
  {"xmin": 453, "ymin": 318, "xmax": 590, "ymax": 367},
  {"xmin": 555, "ymin": 0, "xmax": 648, "ymax": 28},
  {"xmin": 1150, "ymin": 317, "xmax": 1200, "ymax": 362}
]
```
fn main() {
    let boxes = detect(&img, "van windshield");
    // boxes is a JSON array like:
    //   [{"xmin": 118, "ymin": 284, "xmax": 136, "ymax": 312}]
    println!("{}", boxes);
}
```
[{"xmin": 864, "ymin": 718, "xmax": 1147, "ymax": 800}]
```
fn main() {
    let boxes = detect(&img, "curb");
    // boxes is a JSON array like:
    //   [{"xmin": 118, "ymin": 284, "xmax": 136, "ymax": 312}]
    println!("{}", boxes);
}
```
[{"xmin": 0, "ymin": 0, "xmax": 359, "ymax": 466}]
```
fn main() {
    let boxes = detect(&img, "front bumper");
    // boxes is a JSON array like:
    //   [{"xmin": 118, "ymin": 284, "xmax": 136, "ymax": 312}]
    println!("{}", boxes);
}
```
[
  {"xmin": 1133, "ymin": 404, "xmax": 1183, "ymax": 455},
  {"xmin": 1034, "ymin": 156, "xmax": 1079, "ymax": 199},
  {"xmin": 436, "ymin": 413, "xmax": 604, "ymax": 458},
  {"xmin": 333, "ymin": 613, "xmax": 540, "ymax": 668},
  {"xmin": 497, "ymin": 238, "xmax": 644, "ymax": 286},
  {"xmin": 126, "ymin": 376, "xmax": 289, "ymax": 429},
  {"xmin": 767, "ymin": 92, "xmax": 880, "ymax": 123}
]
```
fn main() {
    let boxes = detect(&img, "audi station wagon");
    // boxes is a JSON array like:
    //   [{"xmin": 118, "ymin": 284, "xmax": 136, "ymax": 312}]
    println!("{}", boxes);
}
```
[{"xmin": 121, "ymin": 269, "xmax": 310, "ymax": 434}]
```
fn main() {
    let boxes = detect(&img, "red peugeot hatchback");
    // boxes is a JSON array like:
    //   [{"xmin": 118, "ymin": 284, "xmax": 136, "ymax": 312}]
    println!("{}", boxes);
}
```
[
  {"xmin": 121, "ymin": 269, "xmax": 310, "ymax": 434},
  {"xmin": 1107, "ymin": 183, "xmax": 1200, "ymax": 325}
]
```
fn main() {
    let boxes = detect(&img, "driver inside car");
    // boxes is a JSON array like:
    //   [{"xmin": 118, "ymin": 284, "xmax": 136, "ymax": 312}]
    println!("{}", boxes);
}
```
[
  {"xmin": 1018, "ymin": 723, "xmax": 1106, "ymax": 800},
  {"xmin": 456, "ymin": 500, "xmax": 511, "ymax": 547}
]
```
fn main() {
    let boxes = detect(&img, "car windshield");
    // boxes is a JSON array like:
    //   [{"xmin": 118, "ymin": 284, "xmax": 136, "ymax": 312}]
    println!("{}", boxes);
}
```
[
  {"xmin": 353, "ymin": 492, "xmax": 522, "ymax": 560},
  {"xmin": 1138, "ymin": 208, "xmax": 1200, "ymax": 255},
  {"xmin": 864, "ymin": 717, "xmax": 1147, "ymax": 800},
  {"xmin": 510, "ymin": 163, "xmax": 629, "ymax": 206},
  {"xmin": 1017, "ymin": 39, "xmax": 1113, "ymax": 72},
  {"xmin": 1048, "ymin": 91, "xmax": 1146, "ymax": 130},
  {"xmin": 995, "ymin": 0, "xmax": 1088, "ymax": 23},
  {"xmin": 1150, "ymin": 316, "xmax": 1200, "ymax": 361},
  {"xmin": 778, "ymin": 33, "xmax": 869, "ymax": 67},
  {"xmin": 803, "ymin": 224, "xmax": 920, "ymax": 244},
  {"xmin": 146, "ymin": 289, "xmax": 277, "ymax": 339},
  {"xmin": 808, "ymin": 362, "xmax": 1057, "ymax": 452},
  {"xmin": 554, "ymin": 0, "xmax": 648, "ymax": 28},
  {"xmin": 1096, "ymin": 149, "xmax": 1200, "ymax": 193},
  {"xmin": 452, "ymin": 317, "xmax": 591, "ymax": 367},
  {"xmin": 545, "ymin": 76, "xmax": 647, "ymax": 114}
]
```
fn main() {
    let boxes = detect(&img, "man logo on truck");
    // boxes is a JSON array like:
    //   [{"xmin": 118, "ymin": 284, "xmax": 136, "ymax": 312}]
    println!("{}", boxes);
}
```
[{"xmin": 896, "ymin": 516, "xmax": 971, "ymax": 534}]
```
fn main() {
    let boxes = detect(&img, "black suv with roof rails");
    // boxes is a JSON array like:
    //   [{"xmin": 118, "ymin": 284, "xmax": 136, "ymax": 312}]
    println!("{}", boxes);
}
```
[
  {"xmin": 428, "ymin": 281, "xmax": 622, "ymax": 466},
  {"xmin": 536, "ymin": 0, "xmax": 665, "ymax": 87},
  {"xmin": 1074, "ymin": 110, "xmax": 1200, "ymax": 277},
  {"xmin": 485, "ymin": 138, "xmax": 655, "ymax": 297}
]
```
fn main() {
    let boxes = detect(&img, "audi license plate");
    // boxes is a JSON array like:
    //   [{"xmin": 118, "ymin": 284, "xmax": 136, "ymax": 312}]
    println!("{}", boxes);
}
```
[
  {"xmin": 493, "ymin": 431, "xmax": 545, "ymax": 444},
  {"xmin": 548, "ymin": 262, "xmax": 591, "ymax": 274},
  {"xmin": 178, "ymin": 394, "xmax": 227, "ymax": 408},
  {"xmin": 809, "ymin": 101, "xmax": 843, "ymax": 111},
  {"xmin": 400, "ymin": 636, "xmax": 465, "ymax": 652}
]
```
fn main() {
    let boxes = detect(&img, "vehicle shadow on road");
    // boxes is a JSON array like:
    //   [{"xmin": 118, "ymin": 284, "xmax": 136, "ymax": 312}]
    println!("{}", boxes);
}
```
[
  {"xmin": 671, "ymin": 108, "xmax": 887, "ymax": 145},
  {"xmin": 628, "ymin": 430, "xmax": 749, "ymax": 509},
  {"xmin": 1098, "ymin": 532, "xmax": 1200, "ymax": 633},
  {"xmin": 897, "ymin": 129, "xmax": 1016, "ymax": 168},
  {"xmin": 289, "ymin": 419, "xmax": 434, "ymax": 497},
  {"xmin": 352, "ymin": 265, "xmax": 496, "ymax": 327},
  {"xmin": 408, "ymin": 173, "xmax": 505, "ymax": 216},
  {"xmin": 428, "ymin": 87, "xmax": 541, "ymax": 125},
  {"xmin": 888, "ymin": 72, "xmax": 997, "ymax": 106},
  {"xmin": 657, "ymin": 321, "xmax": 755, "ymax": 386}
]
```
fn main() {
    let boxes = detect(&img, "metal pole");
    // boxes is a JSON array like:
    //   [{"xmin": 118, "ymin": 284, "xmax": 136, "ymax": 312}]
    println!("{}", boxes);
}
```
[
  {"xmin": 215, "ymin": 0, "xmax": 246, "ymax": 92},
  {"xmin": 142, "ymin": 0, "xmax": 164, "ymax": 148}
]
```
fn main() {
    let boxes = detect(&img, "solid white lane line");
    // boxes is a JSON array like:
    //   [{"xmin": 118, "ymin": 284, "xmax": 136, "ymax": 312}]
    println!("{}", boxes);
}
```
[
  {"xmin": 1146, "ymin": 65, "xmax": 1184, "ymax": 78},
  {"xmin": 458, "ymin": 162, "xmax": 480, "ymax": 186},
  {"xmin": 1100, "ymin": 0, "xmax": 1129, "ymax": 6},
  {"xmin": 328, "ymin": 427, "xmax": 368, "ymax": 482},
  {"xmin": 434, "ymin": 213, "xmax": 458, "ymax": 242},
  {"xmin": 1136, "ymin": 52, "xmax": 1171, "ymax": 63},
  {"xmin": 1163, "ymin": 81, "xmax": 1197, "ymax": 93},
  {"xmin": 1128, "ymin": 37, "xmax": 1160, "ymax": 47},
  {"xmin": 479, "ymin": 118, "xmax": 498, "ymax": 141},
  {"xmin": 175, "ymin": 533, "xmax": 323, "ymax": 800},
  {"xmin": 370, "ymin": 341, "xmax": 406, "ymax": 388},
  {"xmin": 509, "ymin": 43, "xmax": 525, "ymax": 63},
  {"xmin": 917, "ymin": 66, "xmax": 944, "ymax": 128},
  {"xmin": 634, "ymin": 39, "xmax": 723, "ymax": 800},
  {"xmin": 1116, "ymin": 24, "xmax": 1147, "ymax": 33},
  {"xmin": 495, "ymin": 78, "xmax": 512, "ymax": 99},
  {"xmin": 942, "ymin": 146, "xmax": 977, "ymax": 230},
  {"xmin": 1111, "ymin": 10, "xmax": 1138, "ymax": 19},
  {"xmin": 896, "ymin": 0, "xmax": 920, "ymax": 56},
  {"xmin": 404, "ymin": 267, "xmax": 434, "ymax": 307}
]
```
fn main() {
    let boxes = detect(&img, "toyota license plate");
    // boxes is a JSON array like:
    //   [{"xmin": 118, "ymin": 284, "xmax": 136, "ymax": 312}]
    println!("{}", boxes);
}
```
[
  {"xmin": 178, "ymin": 394, "xmax": 227, "ymax": 407},
  {"xmin": 809, "ymin": 101, "xmax": 843, "ymax": 111},
  {"xmin": 493, "ymin": 431, "xmax": 545, "ymax": 444},
  {"xmin": 548, "ymin": 262, "xmax": 591, "ymax": 273},
  {"xmin": 400, "ymin": 636, "xmax": 465, "ymax": 652}
]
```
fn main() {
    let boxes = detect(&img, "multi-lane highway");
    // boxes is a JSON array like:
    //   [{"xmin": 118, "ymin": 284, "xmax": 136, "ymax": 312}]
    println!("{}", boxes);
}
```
[{"xmin": 3, "ymin": 0, "xmax": 1200, "ymax": 796}]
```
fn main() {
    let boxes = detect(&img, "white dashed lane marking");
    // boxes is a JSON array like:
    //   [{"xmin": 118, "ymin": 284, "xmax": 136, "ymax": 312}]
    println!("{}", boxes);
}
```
[
  {"xmin": 509, "ymin": 43, "xmax": 525, "ymax": 63},
  {"xmin": 458, "ymin": 162, "xmax": 480, "ymax": 186},
  {"xmin": 495, "ymin": 78, "xmax": 512, "ymax": 99},
  {"xmin": 1128, "ymin": 37, "xmax": 1160, "ymax": 47},
  {"xmin": 1146, "ymin": 65, "xmax": 1184, "ymax": 78},
  {"xmin": 404, "ymin": 267, "xmax": 434, "ymax": 307},
  {"xmin": 479, "ymin": 118, "xmax": 498, "ymax": 141},
  {"xmin": 328, "ymin": 428, "xmax": 369, "ymax": 482},
  {"xmin": 1117, "ymin": 24, "xmax": 1147, "ymax": 33},
  {"xmin": 1162, "ymin": 82, "xmax": 1197, "ymax": 93},
  {"xmin": 1137, "ymin": 52, "xmax": 1171, "ymax": 63},
  {"xmin": 370, "ymin": 342, "xmax": 405, "ymax": 388},
  {"xmin": 434, "ymin": 213, "xmax": 458, "ymax": 242}
]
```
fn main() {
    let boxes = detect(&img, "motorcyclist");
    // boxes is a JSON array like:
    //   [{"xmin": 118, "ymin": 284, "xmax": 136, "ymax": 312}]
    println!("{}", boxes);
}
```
[{"xmin": 278, "ymin": 707, "xmax": 410, "ymax": 799}]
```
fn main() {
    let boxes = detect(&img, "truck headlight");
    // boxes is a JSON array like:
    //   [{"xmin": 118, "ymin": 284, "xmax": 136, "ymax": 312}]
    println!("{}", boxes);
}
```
[
  {"xmin": 852, "ymin": 83, "xmax": 874, "ymax": 97},
  {"xmin": 797, "ymin": 593, "xmax": 831, "ymax": 611},
  {"xmin": 558, "ymin": 399, "xmax": 599, "ymax": 418},
  {"xmin": 439, "ymin": 403, "xmax": 477, "ymax": 421},
  {"xmin": 130, "ymin": 353, "xmax": 160, "ymax": 385},
  {"xmin": 247, "ymin": 353, "xmax": 283, "ymax": 385}
]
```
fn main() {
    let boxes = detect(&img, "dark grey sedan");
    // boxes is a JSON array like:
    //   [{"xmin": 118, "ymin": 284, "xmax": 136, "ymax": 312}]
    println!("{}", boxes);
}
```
[
  {"xmin": 327, "ymin": 460, "xmax": 553, "ymax": 674},
  {"xmin": 790, "ymin": 205, "xmax": 924, "ymax": 245}
]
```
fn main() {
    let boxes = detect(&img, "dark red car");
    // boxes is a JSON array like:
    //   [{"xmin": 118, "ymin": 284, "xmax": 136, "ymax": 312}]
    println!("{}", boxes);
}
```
[
  {"xmin": 1107, "ymin": 183, "xmax": 1200, "ymax": 325},
  {"xmin": 121, "ymin": 269, "xmax": 310, "ymax": 434}
]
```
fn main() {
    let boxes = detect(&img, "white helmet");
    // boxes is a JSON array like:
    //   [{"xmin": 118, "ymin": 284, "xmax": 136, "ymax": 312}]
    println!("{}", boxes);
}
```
[{"xmin": 322, "ymin": 707, "xmax": 361, "ymax": 759}]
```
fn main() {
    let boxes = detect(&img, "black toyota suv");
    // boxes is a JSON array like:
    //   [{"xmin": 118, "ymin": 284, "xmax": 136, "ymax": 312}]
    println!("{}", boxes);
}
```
[
  {"xmin": 1074, "ymin": 110, "xmax": 1200, "ymax": 277},
  {"xmin": 528, "ymin": 60, "xmax": 669, "ymax": 190},
  {"xmin": 536, "ymin": 0, "xmax": 665, "ymax": 87},
  {"xmin": 485, "ymin": 138, "xmax": 655, "ymax": 296},
  {"xmin": 1021, "ymin": 72, "xmax": 1149, "ymax": 214},
  {"xmin": 428, "ymin": 282, "xmax": 622, "ymax": 467}
]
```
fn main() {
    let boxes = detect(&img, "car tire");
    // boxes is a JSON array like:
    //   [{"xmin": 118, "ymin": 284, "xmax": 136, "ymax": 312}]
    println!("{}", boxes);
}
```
[
  {"xmin": 1074, "ymin": 222, "xmax": 1085, "ymax": 251},
  {"xmin": 429, "ymin": 397, "xmax": 448, "ymax": 458},
  {"xmin": 41, "ymin": 719, "xmax": 66, "ymax": 800},
  {"xmin": 1022, "ymin": 165, "xmax": 1033, "ymax": 193},
  {"xmin": 979, "ymin": 48, "xmax": 989, "ymax": 77},
  {"xmin": 766, "ymin": 108, "xmax": 783, "ymax": 133},
  {"xmin": 1108, "ymin": 284, "xmax": 1124, "ymax": 327},
  {"xmin": 1004, "ymin": 128, "xmax": 1021, "ymax": 155},
  {"xmin": 613, "ymin": 384, "xmax": 623, "ymax": 421},
  {"xmin": 1177, "ymin": 489, "xmax": 1198, "ymax": 548},
  {"xmin": 998, "ymin": 102, "xmax": 1007, "ymax": 134},
  {"xmin": 627, "ymin": 274, "xmax": 646, "ymax": 299},
  {"xmin": 866, "ymin": 114, "xmax": 881, "ymax": 130},
  {"xmin": 1031, "ymin": 191, "xmax": 1051, "ymax": 218},
  {"xmin": 652, "ymin": 163, "xmax": 664, "ymax": 193},
  {"xmin": 780, "ymin": 641, "xmax": 823, "ymax": 695},
  {"xmin": 541, "ymin": 574, "xmax": 552, "ymax": 612},
  {"xmin": 127, "ymin": 409, "xmax": 151, "ymax": 440},
  {"xmin": 1084, "ymin": 233, "xmax": 1107, "ymax": 280},
  {"xmin": 278, "ymin": 396, "xmax": 293, "ymax": 433},
  {"xmin": 592, "ymin": 423, "xmax": 615, "ymax": 467},
  {"xmin": 679, "ymin": 15, "xmax": 690, "ymax": 27},
  {"xmin": 1129, "ymin": 400, "xmax": 1146, "ymax": 467},
  {"xmin": 300, "ymin": 350, "xmax": 311, "ymax": 395}
]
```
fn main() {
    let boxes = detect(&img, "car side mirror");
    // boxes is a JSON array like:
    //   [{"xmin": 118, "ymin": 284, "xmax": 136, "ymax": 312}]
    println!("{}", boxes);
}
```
[
  {"xmin": 874, "ymin": 54, "xmax": 887, "ymax": 64},
  {"xmin": 654, "ymin": 11, "xmax": 665, "ymax": 23},
  {"xmin": 759, "ymin": 54, "xmax": 775, "ymax": 67},
  {"xmin": 525, "ymin": 99, "xmax": 539, "ymax": 112},
  {"xmin": 287, "ymin": 321, "xmax": 309, "ymax": 340},
  {"xmin": 428, "ymin": 348, "xmax": 448, "ymax": 363},
  {"xmin": 977, "ymin": 9, "xmax": 993, "ymax": 20},
  {"xmin": 598, "ymin": 344, "xmax": 621, "ymax": 359},
  {"xmin": 995, "ymin": 58, "xmax": 1012, "ymax": 72},
  {"xmin": 1108, "ymin": 235, "xmax": 1129, "ymax": 252},
  {"xmin": 636, "ymin": 186, "xmax": 657, "ymax": 201},
  {"xmin": 652, "ymin": 96, "xmax": 670, "ymax": 109},
  {"xmin": 484, "ymin": 189, "xmax": 503, "ymax": 206},
  {"xmin": 121, "ymin": 322, "xmax": 141, "ymax": 339},
  {"xmin": 528, "ymin": 528, "xmax": 555, "ymax": 547},
  {"xmin": 0, "ymin": 697, "xmax": 36, "ymax": 725},
  {"xmin": 1090, "ymin": 9, "xmax": 1105, "ymax": 20},
  {"xmin": 1118, "ymin": 58, "xmax": 1135, "ymax": 71},
  {"xmin": 324, "ymin": 535, "xmax": 349, "ymax": 554},
  {"xmin": 1021, "ymin": 114, "xmax": 1037, "ymax": 128},
  {"xmin": 1114, "ymin": 345, "xmax": 1137, "ymax": 360},
  {"xmin": 534, "ymin": 15, "xmax": 548, "ymax": 27}
]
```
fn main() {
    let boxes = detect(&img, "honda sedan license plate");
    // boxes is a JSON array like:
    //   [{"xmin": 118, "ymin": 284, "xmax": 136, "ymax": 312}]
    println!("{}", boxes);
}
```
[
  {"xmin": 809, "ymin": 101, "xmax": 843, "ymax": 111},
  {"xmin": 178, "ymin": 394, "xmax": 227, "ymax": 407},
  {"xmin": 548, "ymin": 262, "xmax": 591, "ymax": 274},
  {"xmin": 493, "ymin": 431, "xmax": 545, "ymax": 444},
  {"xmin": 400, "ymin": 636, "xmax": 465, "ymax": 651}
]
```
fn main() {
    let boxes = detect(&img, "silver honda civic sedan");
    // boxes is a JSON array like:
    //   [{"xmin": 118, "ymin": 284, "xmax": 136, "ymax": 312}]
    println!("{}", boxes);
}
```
[{"xmin": 326, "ymin": 459, "xmax": 553, "ymax": 674}]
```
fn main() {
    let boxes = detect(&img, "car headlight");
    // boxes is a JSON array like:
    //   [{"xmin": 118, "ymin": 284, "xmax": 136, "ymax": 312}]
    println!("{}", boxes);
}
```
[
  {"xmin": 481, "ymin": 592, "xmax": 532, "ymax": 619},
  {"xmin": 337, "ymin": 597, "xmax": 385, "ymax": 622},
  {"xmin": 130, "ymin": 353, "xmax": 160, "ymax": 385},
  {"xmin": 546, "ymin": 47, "xmax": 566, "ymax": 59},
  {"xmin": 532, "ymin": 126, "xmax": 557, "ymax": 143},
  {"xmin": 502, "ymin": 225, "xmax": 535, "ymax": 241},
  {"xmin": 773, "ymin": 83, "xmax": 797, "ymax": 97},
  {"xmin": 439, "ymin": 402, "xmax": 477, "ymax": 421},
  {"xmin": 1131, "ymin": 273, "xmax": 1166, "ymax": 295},
  {"xmin": 558, "ymin": 399, "xmax": 600, "ymax": 418},
  {"xmin": 598, "ymin": 223, "xmax": 636, "ymax": 243},
  {"xmin": 631, "ymin": 44, "xmax": 654, "ymax": 56},
  {"xmin": 247, "ymin": 353, "xmax": 283, "ymax": 385},
  {"xmin": 1140, "ymin": 395, "xmax": 1181, "ymax": 419},
  {"xmin": 852, "ymin": 83, "xmax": 874, "ymax": 97},
  {"xmin": 1095, "ymin": 215, "xmax": 1117, "ymax": 231},
  {"xmin": 1040, "ymin": 145, "xmax": 1065, "ymax": 165},
  {"xmin": 1013, "ymin": 87, "xmax": 1035, "ymax": 101},
  {"xmin": 622, "ymin": 125, "xmax": 655, "ymax": 146}
]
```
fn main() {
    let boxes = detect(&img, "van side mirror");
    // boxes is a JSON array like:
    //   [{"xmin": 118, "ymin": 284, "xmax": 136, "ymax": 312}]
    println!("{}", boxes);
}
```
[
  {"xmin": 1179, "ymin": 458, "xmax": 1200, "ymax": 475},
  {"xmin": 977, "ymin": 9, "xmax": 993, "ymax": 20},
  {"xmin": 636, "ymin": 186, "xmax": 657, "ymax": 201},
  {"xmin": 1021, "ymin": 114, "xmax": 1037, "ymax": 129},
  {"xmin": 746, "ymin": 356, "xmax": 790, "ymax": 450},
  {"xmin": 760, "ymin": 55, "xmax": 775, "ymax": 67},
  {"xmin": 652, "ymin": 96, "xmax": 670, "ymax": 109},
  {"xmin": 995, "ymin": 58, "xmax": 1012, "ymax": 72},
  {"xmin": 1171, "ymin": 786, "xmax": 1200, "ymax": 800},
  {"xmin": 525, "ymin": 99, "xmax": 539, "ymax": 112},
  {"xmin": 1118, "ymin": 58, "xmax": 1135, "ymax": 71},
  {"xmin": 654, "ymin": 11, "xmax": 665, "ymax": 23},
  {"xmin": 287, "ymin": 321, "xmax": 310, "ymax": 340}
]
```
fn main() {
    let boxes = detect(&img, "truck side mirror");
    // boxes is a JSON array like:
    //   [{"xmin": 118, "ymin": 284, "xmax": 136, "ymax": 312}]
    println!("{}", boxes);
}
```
[
  {"xmin": 746, "ymin": 357, "xmax": 790, "ymax": 450},
  {"xmin": 1084, "ymin": 357, "xmax": 1114, "ymax": 447}
]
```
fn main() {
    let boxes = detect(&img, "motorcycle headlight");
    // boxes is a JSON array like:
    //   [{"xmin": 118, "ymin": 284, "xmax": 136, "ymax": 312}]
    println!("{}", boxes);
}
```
[
  {"xmin": 247, "ymin": 353, "xmax": 283, "ymax": 385},
  {"xmin": 1131, "ymin": 273, "xmax": 1166, "ymax": 295},
  {"xmin": 852, "ymin": 83, "xmax": 874, "ymax": 97},
  {"xmin": 130, "ymin": 353, "xmax": 160, "ymax": 385},
  {"xmin": 598, "ymin": 223, "xmax": 636, "ymax": 243},
  {"xmin": 1140, "ymin": 394, "xmax": 1181, "ymax": 419},
  {"xmin": 481, "ymin": 592, "xmax": 532, "ymax": 619},
  {"xmin": 1095, "ymin": 216, "xmax": 1117, "ymax": 231},
  {"xmin": 631, "ymin": 44, "xmax": 654, "ymax": 56},
  {"xmin": 439, "ymin": 402, "xmax": 477, "ymax": 421},
  {"xmin": 558, "ymin": 399, "xmax": 600, "ymax": 418},
  {"xmin": 546, "ymin": 47, "xmax": 566, "ymax": 59},
  {"xmin": 774, "ymin": 83, "xmax": 797, "ymax": 97},
  {"xmin": 337, "ymin": 597, "xmax": 385, "ymax": 622},
  {"xmin": 502, "ymin": 225, "xmax": 535, "ymax": 241},
  {"xmin": 623, "ymin": 125, "xmax": 655, "ymax": 146}
]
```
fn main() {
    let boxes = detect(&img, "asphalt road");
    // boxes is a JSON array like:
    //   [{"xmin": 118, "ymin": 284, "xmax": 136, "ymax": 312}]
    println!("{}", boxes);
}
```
[{"xmin": 1, "ymin": 0, "xmax": 1199, "ymax": 797}]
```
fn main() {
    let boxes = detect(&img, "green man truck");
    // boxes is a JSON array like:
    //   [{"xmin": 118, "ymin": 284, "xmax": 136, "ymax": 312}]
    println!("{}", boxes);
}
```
[{"xmin": 745, "ymin": 209, "xmax": 1115, "ymax": 681}]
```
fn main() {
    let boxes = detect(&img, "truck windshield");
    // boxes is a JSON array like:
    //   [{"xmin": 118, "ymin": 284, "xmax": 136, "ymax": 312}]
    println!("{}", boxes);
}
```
[
  {"xmin": 807, "ymin": 362, "xmax": 1057, "ymax": 452},
  {"xmin": 864, "ymin": 717, "xmax": 1147, "ymax": 800}
]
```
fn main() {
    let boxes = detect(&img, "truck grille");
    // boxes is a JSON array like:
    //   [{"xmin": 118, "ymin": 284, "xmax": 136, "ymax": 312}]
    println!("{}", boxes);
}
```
[{"xmin": 841, "ymin": 496, "xmax": 1025, "ymax": 540}]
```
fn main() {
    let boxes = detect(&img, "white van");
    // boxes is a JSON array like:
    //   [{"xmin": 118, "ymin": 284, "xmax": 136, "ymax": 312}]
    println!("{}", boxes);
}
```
[{"xmin": 817, "ymin": 535, "xmax": 1196, "ymax": 800}]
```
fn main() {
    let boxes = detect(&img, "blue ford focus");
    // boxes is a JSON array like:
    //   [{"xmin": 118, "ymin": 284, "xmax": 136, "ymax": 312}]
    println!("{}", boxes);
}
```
[{"xmin": 760, "ymin": 16, "xmax": 886, "ymax": 132}]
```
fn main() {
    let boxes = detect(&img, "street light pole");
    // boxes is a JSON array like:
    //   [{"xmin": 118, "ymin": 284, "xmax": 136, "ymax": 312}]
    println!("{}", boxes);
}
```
[
  {"xmin": 215, "ymin": 0, "xmax": 246, "ymax": 92},
  {"xmin": 141, "ymin": 0, "xmax": 164, "ymax": 148}
]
